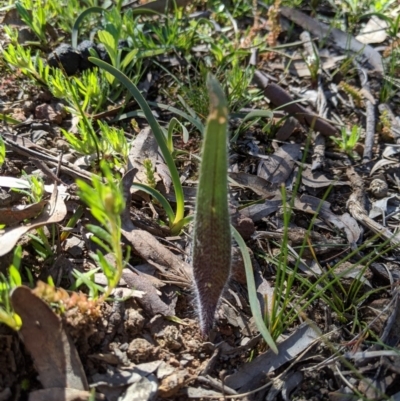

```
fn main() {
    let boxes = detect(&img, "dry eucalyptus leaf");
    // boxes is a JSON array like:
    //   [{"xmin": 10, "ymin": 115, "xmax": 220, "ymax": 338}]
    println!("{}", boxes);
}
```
[
  {"xmin": 301, "ymin": 165, "xmax": 348, "ymax": 188},
  {"xmin": 257, "ymin": 144, "xmax": 301, "ymax": 186},
  {"xmin": 240, "ymin": 197, "xmax": 283, "ymax": 222},
  {"xmin": 122, "ymin": 269, "xmax": 175, "ymax": 316},
  {"xmin": 10, "ymin": 287, "xmax": 88, "ymax": 390},
  {"xmin": 225, "ymin": 323, "xmax": 320, "ymax": 390},
  {"xmin": 0, "ymin": 186, "xmax": 67, "ymax": 256},
  {"xmin": 229, "ymin": 172, "xmax": 278, "ymax": 197},
  {"xmin": 295, "ymin": 195, "xmax": 361, "ymax": 244},
  {"xmin": 0, "ymin": 200, "xmax": 48, "ymax": 226},
  {"xmin": 356, "ymin": 16, "xmax": 388, "ymax": 44}
]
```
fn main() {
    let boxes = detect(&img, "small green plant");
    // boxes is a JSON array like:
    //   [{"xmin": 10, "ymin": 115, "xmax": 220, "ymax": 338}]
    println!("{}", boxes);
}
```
[
  {"xmin": 143, "ymin": 159, "xmax": 157, "ymax": 189},
  {"xmin": 12, "ymin": 173, "xmax": 55, "ymax": 261},
  {"xmin": 303, "ymin": 47, "xmax": 321, "ymax": 87},
  {"xmin": 17, "ymin": 0, "xmax": 102, "ymax": 39},
  {"xmin": 2, "ymin": 41, "xmax": 49, "ymax": 86},
  {"xmin": 0, "ymin": 246, "xmax": 23, "ymax": 330},
  {"xmin": 76, "ymin": 161, "xmax": 129, "ymax": 300},
  {"xmin": 190, "ymin": 73, "xmax": 277, "ymax": 351},
  {"xmin": 48, "ymin": 68, "xmax": 109, "ymax": 115},
  {"xmin": 62, "ymin": 120, "xmax": 129, "ymax": 169},
  {"xmin": 96, "ymin": 8, "xmax": 142, "ymax": 87},
  {"xmin": 0, "ymin": 135, "xmax": 5, "ymax": 168},
  {"xmin": 15, "ymin": 1, "xmax": 47, "ymax": 45},
  {"xmin": 330, "ymin": 125, "xmax": 361, "ymax": 159}
]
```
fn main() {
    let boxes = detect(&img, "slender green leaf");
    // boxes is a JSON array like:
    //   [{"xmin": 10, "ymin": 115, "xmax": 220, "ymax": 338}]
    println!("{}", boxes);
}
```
[
  {"xmin": 232, "ymin": 227, "xmax": 278, "ymax": 354},
  {"xmin": 88, "ymin": 57, "xmax": 185, "ymax": 230},
  {"xmin": 72, "ymin": 6, "xmax": 104, "ymax": 48},
  {"xmin": 86, "ymin": 224, "xmax": 113, "ymax": 245},
  {"xmin": 131, "ymin": 183, "xmax": 175, "ymax": 224}
]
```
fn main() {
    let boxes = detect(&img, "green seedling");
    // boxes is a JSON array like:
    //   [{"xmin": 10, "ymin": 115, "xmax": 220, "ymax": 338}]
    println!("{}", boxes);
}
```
[
  {"xmin": 330, "ymin": 125, "xmax": 361, "ymax": 159},
  {"xmin": 12, "ymin": 173, "xmax": 55, "ymax": 260},
  {"xmin": 77, "ymin": 161, "xmax": 129, "ymax": 300},
  {"xmin": 0, "ymin": 246, "xmax": 23, "ymax": 330},
  {"xmin": 47, "ymin": 67, "xmax": 109, "ymax": 115},
  {"xmin": 2, "ymin": 42, "xmax": 49, "ymax": 86},
  {"xmin": 0, "ymin": 135, "xmax": 5, "ymax": 168},
  {"xmin": 303, "ymin": 46, "xmax": 321, "ymax": 87},
  {"xmin": 15, "ymin": 1, "xmax": 47, "ymax": 44},
  {"xmin": 62, "ymin": 118, "xmax": 129, "ymax": 169},
  {"xmin": 143, "ymin": 159, "xmax": 157, "ymax": 189},
  {"xmin": 71, "ymin": 268, "xmax": 104, "ymax": 299}
]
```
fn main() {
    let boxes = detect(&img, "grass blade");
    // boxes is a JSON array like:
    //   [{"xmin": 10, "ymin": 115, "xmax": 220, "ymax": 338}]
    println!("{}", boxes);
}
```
[{"xmin": 232, "ymin": 226, "xmax": 278, "ymax": 354}]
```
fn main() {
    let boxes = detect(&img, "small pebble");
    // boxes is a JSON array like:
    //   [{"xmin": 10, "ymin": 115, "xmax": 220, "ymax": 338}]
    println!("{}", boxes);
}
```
[{"xmin": 369, "ymin": 178, "xmax": 388, "ymax": 198}]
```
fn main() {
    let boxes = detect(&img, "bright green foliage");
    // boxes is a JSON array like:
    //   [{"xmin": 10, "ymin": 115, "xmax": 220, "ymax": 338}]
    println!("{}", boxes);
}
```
[
  {"xmin": 0, "ymin": 135, "xmax": 5, "ymax": 168},
  {"xmin": 330, "ymin": 125, "xmax": 361, "ymax": 159},
  {"xmin": 61, "ymin": 119, "xmax": 129, "ymax": 168},
  {"xmin": 2, "ymin": 42, "xmax": 49, "ymax": 85},
  {"xmin": 12, "ymin": 172, "xmax": 45, "ymax": 204},
  {"xmin": 143, "ymin": 159, "xmax": 157, "ymax": 189},
  {"xmin": 12, "ymin": 173, "xmax": 54, "ymax": 260},
  {"xmin": 17, "ymin": 0, "xmax": 102, "ymax": 38},
  {"xmin": 0, "ymin": 246, "xmax": 23, "ymax": 330},
  {"xmin": 15, "ymin": 1, "xmax": 47, "ymax": 43},
  {"xmin": 77, "ymin": 161, "xmax": 128, "ymax": 299},
  {"xmin": 47, "ymin": 68, "xmax": 109, "ymax": 114}
]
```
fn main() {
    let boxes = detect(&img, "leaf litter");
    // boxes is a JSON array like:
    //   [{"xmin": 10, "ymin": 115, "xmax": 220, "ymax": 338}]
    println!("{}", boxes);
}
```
[{"xmin": 1, "ymin": 0, "xmax": 400, "ymax": 400}]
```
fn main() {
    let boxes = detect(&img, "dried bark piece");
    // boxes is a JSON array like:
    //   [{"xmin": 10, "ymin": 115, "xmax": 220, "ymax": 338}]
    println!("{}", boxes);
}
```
[
  {"xmin": 10, "ymin": 287, "xmax": 88, "ymax": 391},
  {"xmin": 275, "ymin": 117, "xmax": 301, "ymax": 141},
  {"xmin": 253, "ymin": 71, "xmax": 338, "ymax": 137},
  {"xmin": 346, "ymin": 167, "xmax": 400, "ymax": 245},
  {"xmin": 229, "ymin": 172, "xmax": 278, "ymax": 197},
  {"xmin": 280, "ymin": 7, "xmax": 383, "ymax": 74},
  {"xmin": 354, "ymin": 61, "xmax": 376, "ymax": 163},
  {"xmin": 311, "ymin": 132, "xmax": 325, "ymax": 170},
  {"xmin": 29, "ymin": 388, "xmax": 104, "ymax": 401}
]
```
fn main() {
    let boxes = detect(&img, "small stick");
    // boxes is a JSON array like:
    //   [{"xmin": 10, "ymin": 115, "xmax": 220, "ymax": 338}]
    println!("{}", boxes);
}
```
[{"xmin": 354, "ymin": 61, "xmax": 376, "ymax": 163}]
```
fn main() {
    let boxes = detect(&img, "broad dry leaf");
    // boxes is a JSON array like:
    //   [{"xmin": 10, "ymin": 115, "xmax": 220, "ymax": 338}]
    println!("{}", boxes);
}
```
[
  {"xmin": 10, "ymin": 286, "xmax": 88, "ymax": 390},
  {"xmin": 257, "ymin": 144, "xmax": 301, "ymax": 185},
  {"xmin": 356, "ymin": 16, "xmax": 388, "ymax": 44},
  {"xmin": 0, "ymin": 186, "xmax": 67, "ymax": 256},
  {"xmin": 225, "ymin": 323, "xmax": 320, "ymax": 390},
  {"xmin": 0, "ymin": 200, "xmax": 47, "ymax": 226}
]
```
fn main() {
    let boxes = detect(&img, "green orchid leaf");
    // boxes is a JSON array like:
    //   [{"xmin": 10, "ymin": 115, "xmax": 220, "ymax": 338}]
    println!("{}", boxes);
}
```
[{"xmin": 192, "ymin": 73, "xmax": 231, "ymax": 335}]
